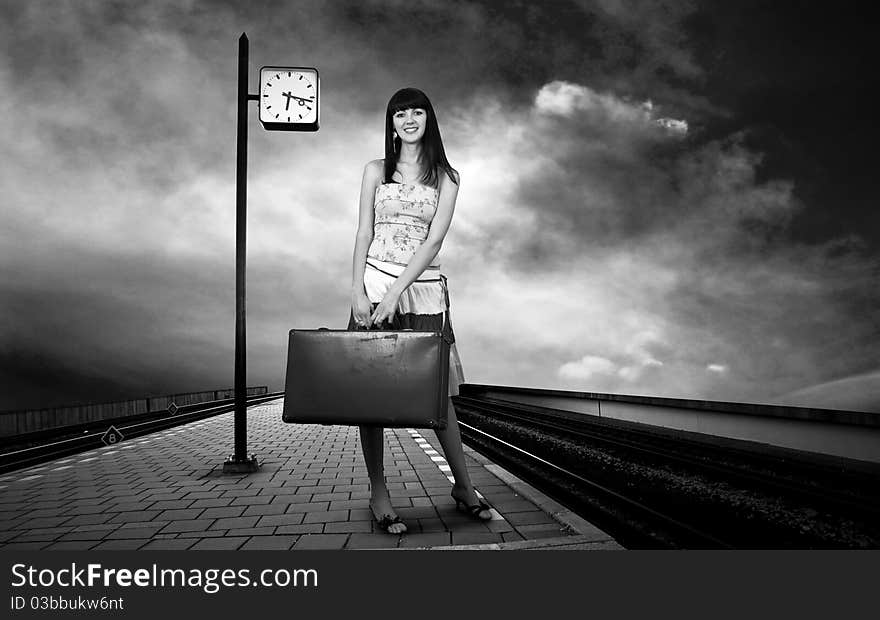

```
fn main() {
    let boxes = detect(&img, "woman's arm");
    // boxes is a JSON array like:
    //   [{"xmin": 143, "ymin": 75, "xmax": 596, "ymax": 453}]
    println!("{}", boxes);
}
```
[
  {"xmin": 369, "ymin": 171, "xmax": 460, "ymax": 325},
  {"xmin": 351, "ymin": 160, "xmax": 382, "ymax": 324}
]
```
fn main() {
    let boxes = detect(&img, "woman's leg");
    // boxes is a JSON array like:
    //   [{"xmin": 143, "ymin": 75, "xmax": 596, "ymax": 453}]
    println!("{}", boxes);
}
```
[
  {"xmin": 432, "ymin": 398, "xmax": 491, "ymax": 517},
  {"xmin": 359, "ymin": 425, "xmax": 406, "ymax": 533}
]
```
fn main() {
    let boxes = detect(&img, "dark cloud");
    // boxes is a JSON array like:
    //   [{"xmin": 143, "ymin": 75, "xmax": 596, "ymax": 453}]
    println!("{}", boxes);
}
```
[{"xmin": 1, "ymin": 0, "xmax": 878, "ymax": 412}]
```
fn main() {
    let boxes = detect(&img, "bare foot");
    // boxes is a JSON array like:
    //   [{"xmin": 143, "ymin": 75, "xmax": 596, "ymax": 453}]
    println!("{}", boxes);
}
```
[{"xmin": 369, "ymin": 496, "xmax": 407, "ymax": 535}]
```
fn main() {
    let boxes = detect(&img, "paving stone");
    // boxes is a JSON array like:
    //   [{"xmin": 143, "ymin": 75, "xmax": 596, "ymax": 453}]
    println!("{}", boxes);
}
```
[
  {"xmin": 189, "ymin": 498, "xmax": 233, "ymax": 509},
  {"xmin": 323, "ymin": 520, "xmax": 372, "ymax": 534},
  {"xmin": 93, "ymin": 539, "xmax": 150, "ymax": 550},
  {"xmin": 417, "ymin": 518, "xmax": 449, "ymax": 533},
  {"xmin": 183, "ymin": 491, "xmax": 224, "ymax": 500},
  {"xmin": 302, "ymin": 510, "xmax": 349, "ymax": 524},
  {"xmin": 269, "ymin": 494, "xmax": 313, "ymax": 505},
  {"xmin": 505, "ymin": 511, "xmax": 558, "ymax": 526},
  {"xmin": 396, "ymin": 506, "xmax": 440, "ymax": 519},
  {"xmin": 292, "ymin": 534, "xmax": 349, "ymax": 550},
  {"xmin": 256, "ymin": 514, "xmax": 306, "ymax": 528},
  {"xmin": 518, "ymin": 528, "xmax": 569, "ymax": 541},
  {"xmin": 490, "ymin": 499, "xmax": 540, "ymax": 513},
  {"xmin": 230, "ymin": 495, "xmax": 274, "ymax": 506},
  {"xmin": 57, "ymin": 513, "xmax": 114, "ymax": 527},
  {"xmin": 275, "ymin": 523, "xmax": 325, "ymax": 535},
  {"xmin": 451, "ymin": 531, "xmax": 505, "ymax": 546},
  {"xmin": 44, "ymin": 540, "xmax": 101, "ymax": 550},
  {"xmin": 242, "ymin": 503, "xmax": 289, "ymax": 517},
  {"xmin": 409, "ymin": 497, "xmax": 436, "ymax": 508},
  {"xmin": 105, "ymin": 527, "xmax": 165, "ymax": 540},
  {"xmin": 240, "ymin": 536, "xmax": 300, "ymax": 550},
  {"xmin": 221, "ymin": 488, "xmax": 261, "ymax": 498},
  {"xmin": 311, "ymin": 492, "xmax": 350, "ymax": 502},
  {"xmin": 58, "ymin": 528, "xmax": 117, "ymax": 541},
  {"xmin": 149, "ymin": 500, "xmax": 195, "ymax": 510},
  {"xmin": 209, "ymin": 516, "xmax": 260, "ymax": 530},
  {"xmin": 397, "ymin": 532, "xmax": 451, "ymax": 548},
  {"xmin": 501, "ymin": 531, "xmax": 526, "ymax": 543},
  {"xmin": 285, "ymin": 502, "xmax": 330, "ymax": 514},
  {"xmin": 199, "ymin": 506, "xmax": 246, "ymax": 519},
  {"xmin": 175, "ymin": 530, "xmax": 229, "ymax": 539},
  {"xmin": 106, "ymin": 502, "xmax": 155, "ymax": 513},
  {"xmin": 159, "ymin": 519, "xmax": 215, "ymax": 534},
  {"xmin": 485, "ymin": 519, "xmax": 516, "ymax": 533},
  {"xmin": 226, "ymin": 527, "xmax": 277, "ymax": 537},
  {"xmin": 344, "ymin": 534, "xmax": 398, "ymax": 550},
  {"xmin": 118, "ymin": 521, "xmax": 170, "ymax": 529},
  {"xmin": 17, "ymin": 516, "xmax": 72, "ymax": 529},
  {"xmin": 0, "ymin": 541, "xmax": 54, "ymax": 550},
  {"xmin": 156, "ymin": 509, "xmax": 204, "ymax": 521},
  {"xmin": 107, "ymin": 510, "xmax": 163, "ymax": 524},
  {"xmin": 190, "ymin": 537, "xmax": 249, "ymax": 550}
]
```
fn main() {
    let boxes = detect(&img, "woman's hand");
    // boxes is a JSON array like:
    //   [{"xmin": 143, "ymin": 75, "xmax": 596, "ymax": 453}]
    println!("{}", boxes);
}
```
[
  {"xmin": 351, "ymin": 291, "xmax": 373, "ymax": 328},
  {"xmin": 370, "ymin": 290, "xmax": 401, "ymax": 327}
]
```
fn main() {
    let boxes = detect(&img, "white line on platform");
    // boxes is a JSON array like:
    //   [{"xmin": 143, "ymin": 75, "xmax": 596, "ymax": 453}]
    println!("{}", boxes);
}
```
[
  {"xmin": 18, "ymin": 475, "xmax": 43, "ymax": 482},
  {"xmin": 79, "ymin": 457, "xmax": 98, "ymax": 463},
  {"xmin": 51, "ymin": 466, "xmax": 73, "ymax": 471},
  {"xmin": 406, "ymin": 429, "xmax": 501, "ymax": 520}
]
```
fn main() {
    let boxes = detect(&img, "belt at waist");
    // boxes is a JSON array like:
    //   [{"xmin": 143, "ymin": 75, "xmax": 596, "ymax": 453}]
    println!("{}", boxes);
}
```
[{"xmin": 365, "ymin": 257, "xmax": 442, "ymax": 282}]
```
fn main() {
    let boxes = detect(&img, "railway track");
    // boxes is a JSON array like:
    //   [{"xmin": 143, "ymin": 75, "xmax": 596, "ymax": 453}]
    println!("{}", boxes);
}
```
[
  {"xmin": 0, "ymin": 392, "xmax": 283, "ymax": 474},
  {"xmin": 453, "ymin": 395, "xmax": 880, "ymax": 549}
]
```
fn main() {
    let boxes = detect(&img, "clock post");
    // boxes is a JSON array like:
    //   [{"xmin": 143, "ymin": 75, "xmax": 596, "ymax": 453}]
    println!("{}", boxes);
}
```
[
  {"xmin": 222, "ymin": 33, "xmax": 320, "ymax": 474},
  {"xmin": 222, "ymin": 32, "xmax": 260, "ymax": 474}
]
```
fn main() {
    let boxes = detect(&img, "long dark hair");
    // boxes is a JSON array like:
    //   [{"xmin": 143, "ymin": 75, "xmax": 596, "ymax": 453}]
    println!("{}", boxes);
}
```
[{"xmin": 383, "ymin": 87, "xmax": 459, "ymax": 188}]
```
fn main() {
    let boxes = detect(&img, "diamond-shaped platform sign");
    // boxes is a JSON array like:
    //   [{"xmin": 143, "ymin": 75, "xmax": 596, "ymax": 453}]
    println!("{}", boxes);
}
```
[
  {"xmin": 101, "ymin": 425, "xmax": 124, "ymax": 446},
  {"xmin": 167, "ymin": 402, "xmax": 178, "ymax": 415}
]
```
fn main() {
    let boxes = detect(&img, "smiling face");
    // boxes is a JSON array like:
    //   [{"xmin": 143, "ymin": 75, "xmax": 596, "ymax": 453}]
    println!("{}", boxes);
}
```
[{"xmin": 392, "ymin": 107, "xmax": 427, "ymax": 144}]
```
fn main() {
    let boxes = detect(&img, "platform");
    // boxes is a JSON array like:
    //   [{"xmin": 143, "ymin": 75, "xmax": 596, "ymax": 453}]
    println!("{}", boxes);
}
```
[{"xmin": 0, "ymin": 400, "xmax": 621, "ymax": 550}]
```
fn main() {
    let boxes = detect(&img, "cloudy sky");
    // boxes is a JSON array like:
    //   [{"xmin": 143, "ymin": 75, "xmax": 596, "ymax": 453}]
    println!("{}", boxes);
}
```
[{"xmin": 1, "ymin": 0, "xmax": 878, "ymax": 413}]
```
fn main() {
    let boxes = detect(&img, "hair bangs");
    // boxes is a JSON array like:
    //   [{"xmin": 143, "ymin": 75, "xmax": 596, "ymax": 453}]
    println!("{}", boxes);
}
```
[{"xmin": 388, "ymin": 88, "xmax": 430, "ymax": 114}]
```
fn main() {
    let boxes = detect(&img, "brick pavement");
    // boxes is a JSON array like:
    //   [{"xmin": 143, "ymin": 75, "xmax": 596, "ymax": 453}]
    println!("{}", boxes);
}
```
[{"xmin": 0, "ymin": 400, "xmax": 618, "ymax": 550}]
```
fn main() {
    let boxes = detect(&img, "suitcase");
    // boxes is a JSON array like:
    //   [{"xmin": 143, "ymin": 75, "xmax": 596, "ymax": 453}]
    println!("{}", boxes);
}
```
[{"xmin": 282, "ymin": 328, "xmax": 450, "ymax": 429}]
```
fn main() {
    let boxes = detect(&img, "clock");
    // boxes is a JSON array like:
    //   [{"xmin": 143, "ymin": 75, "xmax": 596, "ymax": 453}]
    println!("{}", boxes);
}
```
[{"xmin": 258, "ymin": 66, "xmax": 320, "ymax": 132}]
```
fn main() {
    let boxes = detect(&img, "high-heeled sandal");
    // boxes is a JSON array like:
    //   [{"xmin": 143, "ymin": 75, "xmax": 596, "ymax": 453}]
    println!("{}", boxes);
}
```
[
  {"xmin": 369, "ymin": 502, "xmax": 407, "ymax": 535},
  {"xmin": 451, "ymin": 492, "xmax": 492, "ymax": 521}
]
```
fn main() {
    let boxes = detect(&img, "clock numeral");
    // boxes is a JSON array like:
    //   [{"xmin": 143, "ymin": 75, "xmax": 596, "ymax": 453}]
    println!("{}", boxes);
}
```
[
  {"xmin": 288, "ymin": 71, "xmax": 291, "ymax": 77},
  {"xmin": 266, "ymin": 83, "xmax": 271, "ymax": 87},
  {"xmin": 307, "ymin": 84, "xmax": 313, "ymax": 88},
  {"xmin": 298, "ymin": 75, "xmax": 303, "ymax": 80},
  {"xmin": 287, "ymin": 116, "xmax": 290, "ymax": 122},
  {"xmin": 298, "ymin": 114, "xmax": 303, "ymax": 120},
  {"xmin": 306, "ymin": 107, "xmax": 312, "ymax": 111},
  {"xmin": 275, "ymin": 113, "xmax": 279, "ymax": 119},
  {"xmin": 266, "ymin": 105, "xmax": 271, "ymax": 109}
]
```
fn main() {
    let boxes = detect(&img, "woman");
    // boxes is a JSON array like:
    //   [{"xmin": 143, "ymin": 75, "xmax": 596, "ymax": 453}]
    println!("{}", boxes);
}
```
[{"xmin": 349, "ymin": 87, "xmax": 491, "ymax": 534}]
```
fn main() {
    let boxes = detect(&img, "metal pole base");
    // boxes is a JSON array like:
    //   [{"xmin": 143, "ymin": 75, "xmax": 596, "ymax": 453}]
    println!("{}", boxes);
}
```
[{"xmin": 222, "ymin": 453, "xmax": 260, "ymax": 474}]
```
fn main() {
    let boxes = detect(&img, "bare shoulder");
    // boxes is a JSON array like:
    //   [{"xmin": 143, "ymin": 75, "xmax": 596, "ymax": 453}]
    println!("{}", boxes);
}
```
[
  {"xmin": 440, "ymin": 168, "xmax": 461, "ymax": 191},
  {"xmin": 364, "ymin": 159, "xmax": 384, "ymax": 179}
]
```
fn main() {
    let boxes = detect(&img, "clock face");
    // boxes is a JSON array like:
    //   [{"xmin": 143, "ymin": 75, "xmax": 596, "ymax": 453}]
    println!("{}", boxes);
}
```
[{"xmin": 258, "ymin": 67, "xmax": 319, "ymax": 130}]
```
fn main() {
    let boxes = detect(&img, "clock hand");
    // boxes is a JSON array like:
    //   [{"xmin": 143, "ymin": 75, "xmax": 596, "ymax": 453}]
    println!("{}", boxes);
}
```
[{"xmin": 281, "ymin": 91, "xmax": 294, "ymax": 111}]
